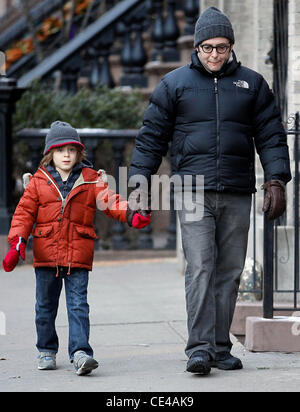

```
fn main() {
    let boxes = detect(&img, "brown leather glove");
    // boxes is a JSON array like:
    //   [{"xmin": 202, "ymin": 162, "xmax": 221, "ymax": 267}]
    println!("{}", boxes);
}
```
[{"xmin": 262, "ymin": 180, "xmax": 286, "ymax": 220}]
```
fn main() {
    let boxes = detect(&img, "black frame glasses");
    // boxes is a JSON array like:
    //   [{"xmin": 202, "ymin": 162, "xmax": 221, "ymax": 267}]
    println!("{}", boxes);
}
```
[{"xmin": 199, "ymin": 44, "xmax": 231, "ymax": 54}]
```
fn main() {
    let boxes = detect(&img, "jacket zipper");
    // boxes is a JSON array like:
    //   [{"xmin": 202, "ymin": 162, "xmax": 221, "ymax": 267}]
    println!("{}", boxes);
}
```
[
  {"xmin": 39, "ymin": 168, "xmax": 98, "ymax": 215},
  {"xmin": 39, "ymin": 168, "xmax": 65, "ymax": 211},
  {"xmin": 214, "ymin": 77, "xmax": 221, "ymax": 191},
  {"xmin": 38, "ymin": 168, "xmax": 99, "ymax": 275}
]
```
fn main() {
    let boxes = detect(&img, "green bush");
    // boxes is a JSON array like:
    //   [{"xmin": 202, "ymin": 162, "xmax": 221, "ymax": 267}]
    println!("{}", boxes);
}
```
[
  {"xmin": 13, "ymin": 80, "xmax": 145, "ymax": 131},
  {"xmin": 12, "ymin": 80, "xmax": 146, "ymax": 173}
]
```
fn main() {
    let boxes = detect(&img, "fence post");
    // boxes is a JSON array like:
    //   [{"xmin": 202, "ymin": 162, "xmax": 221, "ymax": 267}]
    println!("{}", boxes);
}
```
[
  {"xmin": 0, "ymin": 77, "xmax": 25, "ymax": 235},
  {"xmin": 294, "ymin": 112, "xmax": 299, "ymax": 307},
  {"xmin": 263, "ymin": 200, "xmax": 274, "ymax": 319}
]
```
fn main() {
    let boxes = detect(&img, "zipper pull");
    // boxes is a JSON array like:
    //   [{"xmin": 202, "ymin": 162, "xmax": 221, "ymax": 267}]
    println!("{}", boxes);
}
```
[
  {"xmin": 214, "ymin": 77, "xmax": 218, "ymax": 93},
  {"xmin": 67, "ymin": 263, "xmax": 71, "ymax": 276}
]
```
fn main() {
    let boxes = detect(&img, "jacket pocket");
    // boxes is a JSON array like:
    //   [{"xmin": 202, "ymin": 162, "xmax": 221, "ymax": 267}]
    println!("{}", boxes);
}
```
[
  {"xmin": 32, "ymin": 225, "xmax": 54, "ymax": 264},
  {"xmin": 33, "ymin": 225, "xmax": 53, "ymax": 238},
  {"xmin": 74, "ymin": 225, "xmax": 98, "ymax": 239}
]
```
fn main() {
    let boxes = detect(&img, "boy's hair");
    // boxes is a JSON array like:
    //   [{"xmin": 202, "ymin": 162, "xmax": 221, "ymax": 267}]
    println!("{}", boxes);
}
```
[{"xmin": 40, "ymin": 145, "xmax": 87, "ymax": 167}]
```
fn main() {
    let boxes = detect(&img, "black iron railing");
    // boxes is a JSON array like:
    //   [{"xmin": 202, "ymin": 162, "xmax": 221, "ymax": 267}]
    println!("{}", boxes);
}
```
[
  {"xmin": 238, "ymin": 113, "xmax": 300, "ymax": 318},
  {"xmin": 263, "ymin": 113, "xmax": 300, "ymax": 318},
  {"xmin": 273, "ymin": 0, "xmax": 288, "ymax": 122}
]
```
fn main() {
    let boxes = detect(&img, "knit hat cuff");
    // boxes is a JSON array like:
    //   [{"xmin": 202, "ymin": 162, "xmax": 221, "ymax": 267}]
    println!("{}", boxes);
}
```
[
  {"xmin": 194, "ymin": 24, "xmax": 235, "ymax": 47},
  {"xmin": 44, "ymin": 141, "xmax": 85, "ymax": 155}
]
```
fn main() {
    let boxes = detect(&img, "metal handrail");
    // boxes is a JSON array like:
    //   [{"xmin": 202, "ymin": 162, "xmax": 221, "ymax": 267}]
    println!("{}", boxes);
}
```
[{"xmin": 17, "ymin": 127, "xmax": 138, "ymax": 140}]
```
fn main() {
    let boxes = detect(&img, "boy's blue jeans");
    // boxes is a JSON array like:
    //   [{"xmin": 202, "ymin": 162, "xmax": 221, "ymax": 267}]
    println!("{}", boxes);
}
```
[{"xmin": 35, "ymin": 267, "xmax": 93, "ymax": 361}]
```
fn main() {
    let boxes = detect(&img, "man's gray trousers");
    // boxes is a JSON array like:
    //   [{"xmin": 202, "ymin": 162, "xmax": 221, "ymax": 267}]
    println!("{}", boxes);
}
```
[{"xmin": 178, "ymin": 191, "xmax": 252, "ymax": 359}]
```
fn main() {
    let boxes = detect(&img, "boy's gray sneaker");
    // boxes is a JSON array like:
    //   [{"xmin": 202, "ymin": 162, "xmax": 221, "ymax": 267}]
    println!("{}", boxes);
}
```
[
  {"xmin": 73, "ymin": 350, "xmax": 98, "ymax": 376},
  {"xmin": 38, "ymin": 352, "xmax": 56, "ymax": 370}
]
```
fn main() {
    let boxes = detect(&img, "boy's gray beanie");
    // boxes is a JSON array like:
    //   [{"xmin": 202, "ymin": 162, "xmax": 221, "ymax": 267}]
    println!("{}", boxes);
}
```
[
  {"xmin": 194, "ymin": 6, "xmax": 235, "ymax": 47},
  {"xmin": 44, "ymin": 121, "xmax": 84, "ymax": 155}
]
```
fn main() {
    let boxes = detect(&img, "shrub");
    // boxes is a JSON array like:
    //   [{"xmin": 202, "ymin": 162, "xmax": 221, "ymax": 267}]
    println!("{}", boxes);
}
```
[
  {"xmin": 13, "ymin": 79, "xmax": 145, "ymax": 131},
  {"xmin": 12, "ymin": 80, "xmax": 146, "ymax": 174}
]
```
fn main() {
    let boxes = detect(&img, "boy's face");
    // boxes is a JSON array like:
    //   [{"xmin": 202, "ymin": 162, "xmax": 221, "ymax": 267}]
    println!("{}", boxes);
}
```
[{"xmin": 52, "ymin": 144, "xmax": 78, "ymax": 174}]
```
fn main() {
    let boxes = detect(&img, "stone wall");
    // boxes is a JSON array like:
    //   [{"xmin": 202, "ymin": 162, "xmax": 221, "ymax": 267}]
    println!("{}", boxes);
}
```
[
  {"xmin": 288, "ymin": 0, "xmax": 300, "ymax": 117},
  {"xmin": 286, "ymin": 0, "xmax": 300, "ymax": 226}
]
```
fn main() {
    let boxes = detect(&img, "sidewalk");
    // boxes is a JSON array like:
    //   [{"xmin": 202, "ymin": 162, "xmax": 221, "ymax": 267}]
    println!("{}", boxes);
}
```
[{"xmin": 1, "ymin": 256, "xmax": 300, "ymax": 392}]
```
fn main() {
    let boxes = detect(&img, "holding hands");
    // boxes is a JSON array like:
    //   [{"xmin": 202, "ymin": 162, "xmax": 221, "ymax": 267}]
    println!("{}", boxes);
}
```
[{"xmin": 126, "ymin": 207, "xmax": 151, "ymax": 229}]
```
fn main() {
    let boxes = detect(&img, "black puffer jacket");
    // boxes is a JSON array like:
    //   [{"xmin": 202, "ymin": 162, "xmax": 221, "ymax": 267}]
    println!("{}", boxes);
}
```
[{"xmin": 129, "ymin": 50, "xmax": 291, "ymax": 193}]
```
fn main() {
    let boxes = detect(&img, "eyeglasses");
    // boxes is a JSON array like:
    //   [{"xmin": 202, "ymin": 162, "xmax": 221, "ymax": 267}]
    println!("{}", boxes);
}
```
[{"xmin": 199, "ymin": 44, "xmax": 231, "ymax": 54}]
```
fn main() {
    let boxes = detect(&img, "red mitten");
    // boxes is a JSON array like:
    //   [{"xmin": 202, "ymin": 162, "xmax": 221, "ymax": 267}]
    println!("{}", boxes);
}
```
[
  {"xmin": 2, "ymin": 236, "xmax": 26, "ymax": 272},
  {"xmin": 131, "ymin": 212, "xmax": 151, "ymax": 229}
]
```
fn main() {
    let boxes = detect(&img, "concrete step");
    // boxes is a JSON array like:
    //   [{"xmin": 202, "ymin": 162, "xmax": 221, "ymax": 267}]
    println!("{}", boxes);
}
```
[{"xmin": 231, "ymin": 301, "xmax": 297, "ymax": 336}]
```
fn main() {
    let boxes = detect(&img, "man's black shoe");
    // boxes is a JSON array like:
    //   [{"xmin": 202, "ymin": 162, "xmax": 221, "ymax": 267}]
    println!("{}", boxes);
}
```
[
  {"xmin": 211, "ymin": 352, "xmax": 243, "ymax": 370},
  {"xmin": 186, "ymin": 350, "xmax": 211, "ymax": 375}
]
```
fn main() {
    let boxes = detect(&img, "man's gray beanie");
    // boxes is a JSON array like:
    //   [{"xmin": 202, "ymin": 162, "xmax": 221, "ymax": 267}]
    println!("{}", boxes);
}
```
[
  {"xmin": 44, "ymin": 121, "xmax": 84, "ymax": 155},
  {"xmin": 194, "ymin": 6, "xmax": 235, "ymax": 47}
]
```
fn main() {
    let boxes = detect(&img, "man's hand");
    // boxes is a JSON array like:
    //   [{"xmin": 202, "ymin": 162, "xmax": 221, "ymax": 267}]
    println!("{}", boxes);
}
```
[
  {"xmin": 2, "ymin": 236, "xmax": 26, "ymax": 272},
  {"xmin": 126, "ymin": 208, "xmax": 151, "ymax": 229},
  {"xmin": 262, "ymin": 180, "xmax": 286, "ymax": 220}
]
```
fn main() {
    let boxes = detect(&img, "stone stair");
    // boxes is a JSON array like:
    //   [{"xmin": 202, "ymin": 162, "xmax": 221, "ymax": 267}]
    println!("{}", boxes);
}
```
[{"xmin": 101, "ymin": 10, "xmax": 194, "ymax": 100}]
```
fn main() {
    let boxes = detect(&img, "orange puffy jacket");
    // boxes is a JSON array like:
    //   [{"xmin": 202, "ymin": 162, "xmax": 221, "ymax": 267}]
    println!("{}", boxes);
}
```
[{"xmin": 8, "ymin": 166, "xmax": 128, "ymax": 273}]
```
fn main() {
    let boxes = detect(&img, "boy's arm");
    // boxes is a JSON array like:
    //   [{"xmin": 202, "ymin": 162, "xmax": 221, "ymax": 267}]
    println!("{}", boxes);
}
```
[
  {"xmin": 8, "ymin": 177, "xmax": 39, "ymax": 243},
  {"xmin": 94, "ymin": 173, "xmax": 128, "ymax": 223},
  {"xmin": 94, "ymin": 171, "xmax": 151, "ymax": 229}
]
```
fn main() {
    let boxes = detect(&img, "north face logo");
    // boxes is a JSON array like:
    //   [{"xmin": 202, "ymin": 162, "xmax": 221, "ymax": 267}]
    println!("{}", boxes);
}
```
[{"xmin": 233, "ymin": 80, "xmax": 249, "ymax": 89}]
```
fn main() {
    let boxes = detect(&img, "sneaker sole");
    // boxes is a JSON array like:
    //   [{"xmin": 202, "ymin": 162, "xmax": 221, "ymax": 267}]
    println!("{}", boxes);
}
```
[
  {"xmin": 211, "ymin": 360, "xmax": 243, "ymax": 370},
  {"xmin": 186, "ymin": 360, "xmax": 211, "ymax": 375},
  {"xmin": 76, "ymin": 358, "xmax": 99, "ymax": 376},
  {"xmin": 38, "ymin": 364, "xmax": 56, "ymax": 370}
]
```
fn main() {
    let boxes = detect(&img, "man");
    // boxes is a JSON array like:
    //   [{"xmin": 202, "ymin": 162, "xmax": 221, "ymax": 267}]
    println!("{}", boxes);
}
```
[{"xmin": 129, "ymin": 7, "xmax": 291, "ymax": 375}]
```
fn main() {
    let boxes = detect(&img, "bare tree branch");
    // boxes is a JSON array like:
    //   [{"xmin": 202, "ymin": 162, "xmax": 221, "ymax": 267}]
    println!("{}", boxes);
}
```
[
  {"xmin": 64, "ymin": 0, "xmax": 76, "ymax": 42},
  {"xmin": 59, "ymin": 0, "xmax": 67, "ymax": 40},
  {"xmin": 97, "ymin": 0, "xmax": 107, "ymax": 17},
  {"xmin": 80, "ymin": 0, "xmax": 97, "ymax": 32},
  {"xmin": 18, "ymin": 0, "xmax": 43, "ymax": 62}
]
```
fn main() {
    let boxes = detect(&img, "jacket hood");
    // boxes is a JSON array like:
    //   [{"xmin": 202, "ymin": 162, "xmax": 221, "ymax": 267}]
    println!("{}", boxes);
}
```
[
  {"xmin": 35, "ymin": 163, "xmax": 98, "ymax": 185},
  {"xmin": 190, "ymin": 49, "xmax": 241, "ymax": 77},
  {"xmin": 80, "ymin": 158, "xmax": 94, "ymax": 169}
]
